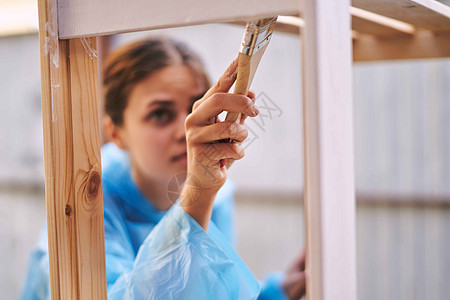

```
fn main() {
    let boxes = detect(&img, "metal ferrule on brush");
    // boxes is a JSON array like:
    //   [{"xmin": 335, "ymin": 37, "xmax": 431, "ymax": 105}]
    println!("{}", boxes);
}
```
[{"xmin": 240, "ymin": 16, "xmax": 277, "ymax": 56}]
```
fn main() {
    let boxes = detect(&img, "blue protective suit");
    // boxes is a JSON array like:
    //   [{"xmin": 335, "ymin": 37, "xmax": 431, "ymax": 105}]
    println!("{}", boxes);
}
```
[{"xmin": 21, "ymin": 143, "xmax": 287, "ymax": 300}]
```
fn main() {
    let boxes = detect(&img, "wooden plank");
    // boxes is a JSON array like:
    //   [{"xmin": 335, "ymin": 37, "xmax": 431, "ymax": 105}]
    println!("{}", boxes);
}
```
[
  {"xmin": 235, "ymin": 16, "xmax": 450, "ymax": 61},
  {"xmin": 350, "ymin": 6, "xmax": 415, "ymax": 37},
  {"xmin": 57, "ymin": 0, "xmax": 299, "ymax": 39},
  {"xmin": 352, "ymin": 14, "xmax": 410, "ymax": 37},
  {"xmin": 229, "ymin": 17, "xmax": 304, "ymax": 36},
  {"xmin": 38, "ymin": 0, "xmax": 107, "ymax": 298},
  {"xmin": 275, "ymin": 16, "xmax": 305, "ymax": 34},
  {"xmin": 57, "ymin": 0, "xmax": 450, "ymax": 38},
  {"xmin": 97, "ymin": 36, "xmax": 112, "ymax": 144},
  {"xmin": 235, "ymin": 9, "xmax": 416, "ymax": 38},
  {"xmin": 352, "ymin": 0, "xmax": 450, "ymax": 31},
  {"xmin": 353, "ymin": 29, "xmax": 450, "ymax": 61},
  {"xmin": 38, "ymin": 0, "xmax": 74, "ymax": 298},
  {"xmin": 69, "ymin": 37, "xmax": 107, "ymax": 299},
  {"xmin": 301, "ymin": 0, "xmax": 356, "ymax": 299}
]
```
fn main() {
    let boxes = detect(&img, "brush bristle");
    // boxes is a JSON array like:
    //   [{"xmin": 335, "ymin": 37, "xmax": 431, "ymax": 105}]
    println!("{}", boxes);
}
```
[{"xmin": 240, "ymin": 16, "xmax": 278, "ymax": 55}]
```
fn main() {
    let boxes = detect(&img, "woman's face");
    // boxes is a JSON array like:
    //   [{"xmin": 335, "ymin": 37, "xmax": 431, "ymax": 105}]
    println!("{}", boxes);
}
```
[{"xmin": 116, "ymin": 64, "xmax": 207, "ymax": 183}]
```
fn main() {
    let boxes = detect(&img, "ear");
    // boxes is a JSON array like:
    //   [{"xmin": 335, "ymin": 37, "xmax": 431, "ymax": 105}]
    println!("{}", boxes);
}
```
[{"xmin": 103, "ymin": 116, "xmax": 127, "ymax": 150}]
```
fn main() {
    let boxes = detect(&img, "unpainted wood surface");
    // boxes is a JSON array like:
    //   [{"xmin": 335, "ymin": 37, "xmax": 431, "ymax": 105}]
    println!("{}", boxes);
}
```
[
  {"xmin": 258, "ymin": 16, "xmax": 450, "ymax": 61},
  {"xmin": 353, "ymin": 30, "xmax": 450, "ymax": 61},
  {"xmin": 38, "ymin": 0, "xmax": 74, "ymax": 298},
  {"xmin": 351, "ymin": 15, "xmax": 413, "ymax": 37},
  {"xmin": 68, "ymin": 37, "xmax": 106, "ymax": 299},
  {"xmin": 352, "ymin": 0, "xmax": 450, "ymax": 31},
  {"xmin": 57, "ymin": 0, "xmax": 299, "ymax": 39},
  {"xmin": 38, "ymin": 0, "xmax": 107, "ymax": 298},
  {"xmin": 57, "ymin": 0, "xmax": 450, "ymax": 38}
]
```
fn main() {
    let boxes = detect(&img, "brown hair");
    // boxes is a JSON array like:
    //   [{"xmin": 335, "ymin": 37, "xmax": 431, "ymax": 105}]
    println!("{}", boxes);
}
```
[{"xmin": 103, "ymin": 37, "xmax": 210, "ymax": 126}]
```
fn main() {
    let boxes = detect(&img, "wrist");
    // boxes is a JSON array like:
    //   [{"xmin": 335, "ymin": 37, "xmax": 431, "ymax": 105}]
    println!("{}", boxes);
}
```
[{"xmin": 179, "ymin": 184, "xmax": 217, "ymax": 231}]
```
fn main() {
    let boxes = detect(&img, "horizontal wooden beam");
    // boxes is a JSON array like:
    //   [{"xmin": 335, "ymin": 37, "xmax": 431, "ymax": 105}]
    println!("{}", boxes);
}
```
[
  {"xmin": 352, "ymin": 0, "xmax": 450, "ymax": 31},
  {"xmin": 57, "ymin": 0, "xmax": 450, "ymax": 39},
  {"xmin": 58, "ymin": 0, "xmax": 300, "ymax": 39},
  {"xmin": 270, "ymin": 13, "xmax": 410, "ymax": 39},
  {"xmin": 353, "ymin": 30, "xmax": 450, "ymax": 62},
  {"xmin": 227, "ymin": 16, "xmax": 304, "ymax": 35},
  {"xmin": 350, "ymin": 6, "xmax": 415, "ymax": 37},
  {"xmin": 237, "ymin": 15, "xmax": 449, "ymax": 62}
]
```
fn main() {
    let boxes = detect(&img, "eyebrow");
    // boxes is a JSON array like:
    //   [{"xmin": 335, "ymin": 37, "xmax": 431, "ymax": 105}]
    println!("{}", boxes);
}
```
[
  {"xmin": 147, "ymin": 92, "xmax": 207, "ymax": 108},
  {"xmin": 147, "ymin": 100, "xmax": 174, "ymax": 108}
]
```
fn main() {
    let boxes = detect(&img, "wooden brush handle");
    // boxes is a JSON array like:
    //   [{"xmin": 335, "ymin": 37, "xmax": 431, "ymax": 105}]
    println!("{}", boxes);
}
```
[{"xmin": 225, "ymin": 43, "xmax": 270, "ymax": 123}]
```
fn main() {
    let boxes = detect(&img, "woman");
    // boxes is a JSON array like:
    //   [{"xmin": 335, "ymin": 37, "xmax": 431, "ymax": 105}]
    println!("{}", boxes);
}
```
[{"xmin": 22, "ymin": 37, "xmax": 305, "ymax": 300}]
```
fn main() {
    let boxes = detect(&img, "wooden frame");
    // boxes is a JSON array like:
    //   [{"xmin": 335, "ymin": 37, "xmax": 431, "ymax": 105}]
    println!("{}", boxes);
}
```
[
  {"xmin": 301, "ymin": 0, "xmax": 356, "ymax": 298},
  {"xmin": 38, "ymin": 0, "xmax": 106, "ymax": 298},
  {"xmin": 37, "ymin": 0, "xmax": 449, "ymax": 299}
]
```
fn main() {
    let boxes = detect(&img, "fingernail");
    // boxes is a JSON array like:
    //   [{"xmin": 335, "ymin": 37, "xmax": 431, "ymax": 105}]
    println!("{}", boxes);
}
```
[{"xmin": 252, "ymin": 107, "xmax": 260, "ymax": 116}]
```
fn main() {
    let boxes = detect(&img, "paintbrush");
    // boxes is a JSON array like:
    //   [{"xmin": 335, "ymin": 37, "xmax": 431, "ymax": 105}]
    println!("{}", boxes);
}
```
[
  {"xmin": 225, "ymin": 16, "xmax": 278, "ymax": 123},
  {"xmin": 219, "ymin": 16, "xmax": 277, "ymax": 168}
]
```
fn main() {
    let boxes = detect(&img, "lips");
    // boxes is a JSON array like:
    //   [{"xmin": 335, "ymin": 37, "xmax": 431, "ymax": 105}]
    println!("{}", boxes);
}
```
[{"xmin": 172, "ymin": 152, "xmax": 187, "ymax": 161}]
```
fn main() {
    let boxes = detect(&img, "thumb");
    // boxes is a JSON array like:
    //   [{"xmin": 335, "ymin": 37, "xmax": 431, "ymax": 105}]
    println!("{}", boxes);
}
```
[{"xmin": 194, "ymin": 57, "xmax": 238, "ymax": 110}]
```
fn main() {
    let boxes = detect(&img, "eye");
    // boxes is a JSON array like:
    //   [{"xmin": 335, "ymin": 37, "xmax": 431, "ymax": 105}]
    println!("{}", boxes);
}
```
[{"xmin": 145, "ymin": 108, "xmax": 175, "ymax": 125}]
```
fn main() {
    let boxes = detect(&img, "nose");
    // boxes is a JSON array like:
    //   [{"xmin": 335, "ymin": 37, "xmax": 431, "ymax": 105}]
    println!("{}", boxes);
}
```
[{"xmin": 175, "ymin": 113, "xmax": 187, "ymax": 143}]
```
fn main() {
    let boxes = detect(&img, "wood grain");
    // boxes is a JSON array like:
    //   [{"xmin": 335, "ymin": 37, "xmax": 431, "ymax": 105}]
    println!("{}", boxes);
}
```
[
  {"xmin": 38, "ymin": 0, "xmax": 107, "ymax": 297},
  {"xmin": 38, "ymin": 0, "xmax": 73, "ymax": 298},
  {"xmin": 69, "ymin": 38, "xmax": 107, "ymax": 300}
]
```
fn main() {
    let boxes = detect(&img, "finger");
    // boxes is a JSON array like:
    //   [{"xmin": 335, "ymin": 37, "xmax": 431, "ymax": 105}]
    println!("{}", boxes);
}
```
[
  {"xmin": 239, "ymin": 113, "xmax": 248, "ymax": 125},
  {"xmin": 298, "ymin": 249, "xmax": 306, "ymax": 271},
  {"xmin": 187, "ymin": 93, "xmax": 258, "ymax": 126},
  {"xmin": 247, "ymin": 90, "xmax": 255, "ymax": 100},
  {"xmin": 239, "ymin": 90, "xmax": 256, "ymax": 125},
  {"xmin": 283, "ymin": 271, "xmax": 306, "ymax": 299},
  {"xmin": 187, "ymin": 121, "xmax": 248, "ymax": 144},
  {"xmin": 204, "ymin": 57, "xmax": 238, "ymax": 98},
  {"xmin": 193, "ymin": 142, "xmax": 245, "ymax": 165},
  {"xmin": 288, "ymin": 249, "xmax": 306, "ymax": 273},
  {"xmin": 193, "ymin": 57, "xmax": 238, "ymax": 111}
]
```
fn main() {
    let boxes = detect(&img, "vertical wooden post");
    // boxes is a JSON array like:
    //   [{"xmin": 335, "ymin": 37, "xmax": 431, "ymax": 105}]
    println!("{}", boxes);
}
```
[
  {"xmin": 97, "ymin": 36, "xmax": 112, "ymax": 144},
  {"xmin": 301, "ymin": 0, "xmax": 357, "ymax": 299},
  {"xmin": 38, "ymin": 0, "xmax": 107, "ymax": 298}
]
